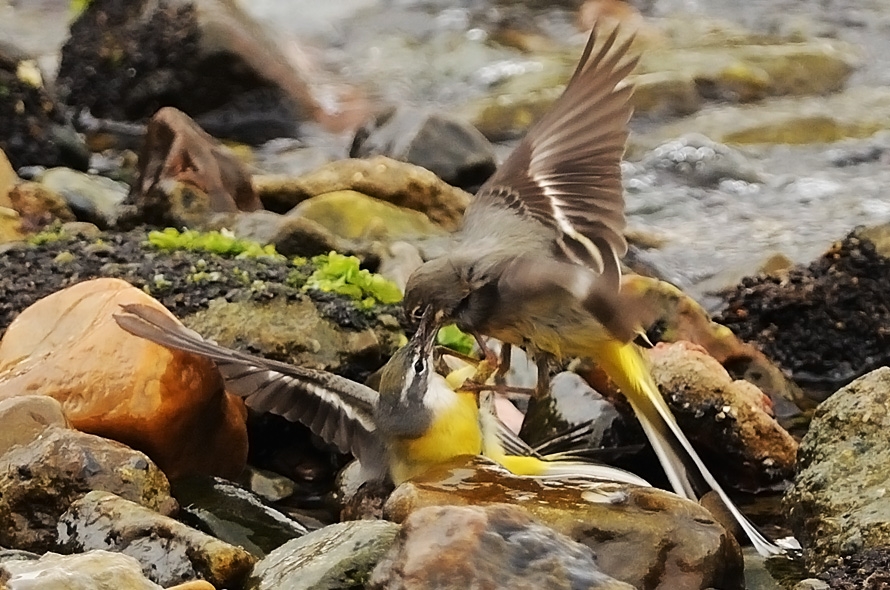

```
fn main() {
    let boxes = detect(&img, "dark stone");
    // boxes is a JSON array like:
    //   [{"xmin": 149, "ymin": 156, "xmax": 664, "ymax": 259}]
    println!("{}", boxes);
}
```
[
  {"xmin": 56, "ymin": 0, "xmax": 305, "ymax": 143},
  {"xmin": 718, "ymin": 227, "xmax": 890, "ymax": 400},
  {"xmin": 170, "ymin": 475, "xmax": 310, "ymax": 557},
  {"xmin": 0, "ymin": 44, "xmax": 89, "ymax": 171},
  {"xmin": 351, "ymin": 107, "xmax": 496, "ymax": 192}
]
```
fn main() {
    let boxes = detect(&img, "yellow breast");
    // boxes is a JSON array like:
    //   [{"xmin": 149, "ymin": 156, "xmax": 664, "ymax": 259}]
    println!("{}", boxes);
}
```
[{"xmin": 388, "ymin": 385, "xmax": 482, "ymax": 484}]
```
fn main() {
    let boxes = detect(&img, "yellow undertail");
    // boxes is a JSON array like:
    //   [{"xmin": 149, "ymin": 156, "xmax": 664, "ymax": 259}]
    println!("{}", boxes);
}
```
[{"xmin": 588, "ymin": 340, "xmax": 784, "ymax": 556}]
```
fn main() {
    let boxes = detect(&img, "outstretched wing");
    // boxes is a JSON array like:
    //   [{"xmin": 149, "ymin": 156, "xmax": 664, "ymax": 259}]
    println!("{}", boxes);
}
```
[
  {"xmin": 114, "ymin": 304, "xmax": 387, "ymax": 474},
  {"xmin": 466, "ymin": 25, "xmax": 637, "ymax": 290}
]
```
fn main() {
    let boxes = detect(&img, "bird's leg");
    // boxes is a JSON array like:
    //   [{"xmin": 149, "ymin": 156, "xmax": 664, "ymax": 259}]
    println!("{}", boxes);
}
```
[
  {"xmin": 495, "ymin": 343, "xmax": 513, "ymax": 385},
  {"xmin": 473, "ymin": 332, "xmax": 499, "ymax": 367},
  {"xmin": 534, "ymin": 353, "xmax": 554, "ymax": 398}
]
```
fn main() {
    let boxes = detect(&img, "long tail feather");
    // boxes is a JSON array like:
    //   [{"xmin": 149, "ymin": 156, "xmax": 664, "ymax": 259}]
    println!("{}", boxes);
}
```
[{"xmin": 590, "ymin": 340, "xmax": 785, "ymax": 556}]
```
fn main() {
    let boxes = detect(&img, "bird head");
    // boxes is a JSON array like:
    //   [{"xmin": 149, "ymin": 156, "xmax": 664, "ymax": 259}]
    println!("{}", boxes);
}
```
[
  {"xmin": 403, "ymin": 256, "xmax": 473, "ymax": 326},
  {"xmin": 374, "ymin": 304, "xmax": 440, "ymax": 439}
]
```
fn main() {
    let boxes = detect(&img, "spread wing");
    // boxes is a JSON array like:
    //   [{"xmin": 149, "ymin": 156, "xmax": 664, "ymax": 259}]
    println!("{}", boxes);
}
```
[
  {"xmin": 114, "ymin": 303, "xmax": 387, "ymax": 475},
  {"xmin": 466, "ymin": 24, "xmax": 637, "ymax": 290}
]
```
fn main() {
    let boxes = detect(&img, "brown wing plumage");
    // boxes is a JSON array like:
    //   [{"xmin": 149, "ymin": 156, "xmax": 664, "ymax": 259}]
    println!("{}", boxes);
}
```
[
  {"xmin": 113, "ymin": 304, "xmax": 387, "ymax": 477},
  {"xmin": 467, "ymin": 25, "xmax": 637, "ymax": 289}
]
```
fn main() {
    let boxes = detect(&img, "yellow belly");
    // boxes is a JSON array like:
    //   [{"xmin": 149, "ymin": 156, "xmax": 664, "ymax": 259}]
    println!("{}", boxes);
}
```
[{"xmin": 388, "ymin": 391, "xmax": 483, "ymax": 484}]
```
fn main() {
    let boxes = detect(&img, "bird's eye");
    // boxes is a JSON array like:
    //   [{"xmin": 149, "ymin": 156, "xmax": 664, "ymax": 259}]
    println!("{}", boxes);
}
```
[
  {"xmin": 413, "ymin": 358, "xmax": 425, "ymax": 373},
  {"xmin": 411, "ymin": 306, "xmax": 423, "ymax": 321}
]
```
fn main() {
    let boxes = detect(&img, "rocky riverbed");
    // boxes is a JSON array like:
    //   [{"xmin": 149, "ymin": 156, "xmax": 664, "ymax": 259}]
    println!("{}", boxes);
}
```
[{"xmin": 2, "ymin": 0, "xmax": 890, "ymax": 588}]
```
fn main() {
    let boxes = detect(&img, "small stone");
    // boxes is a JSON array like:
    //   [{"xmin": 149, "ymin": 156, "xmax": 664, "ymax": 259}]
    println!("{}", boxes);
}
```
[
  {"xmin": 59, "ymin": 490, "xmax": 256, "ymax": 589},
  {"xmin": 5, "ymin": 181, "xmax": 75, "ymax": 232},
  {"xmin": 0, "ymin": 550, "xmax": 164, "ymax": 590},
  {"xmin": 37, "ymin": 167, "xmax": 128, "ymax": 228},
  {"xmin": 0, "ymin": 277, "xmax": 248, "ymax": 480},
  {"xmin": 251, "ymin": 520, "xmax": 399, "ymax": 590},
  {"xmin": 793, "ymin": 579, "xmax": 830, "ymax": 590}
]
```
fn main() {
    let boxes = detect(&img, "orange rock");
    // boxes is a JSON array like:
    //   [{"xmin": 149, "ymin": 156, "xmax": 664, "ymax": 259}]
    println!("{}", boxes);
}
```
[
  {"xmin": 647, "ymin": 341, "xmax": 798, "ymax": 489},
  {"xmin": 0, "ymin": 278, "xmax": 247, "ymax": 480}
]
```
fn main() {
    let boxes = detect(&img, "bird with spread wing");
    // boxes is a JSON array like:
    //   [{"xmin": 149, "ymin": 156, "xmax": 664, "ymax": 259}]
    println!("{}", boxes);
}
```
[
  {"xmin": 114, "ymin": 303, "xmax": 651, "ymax": 488},
  {"xmin": 402, "ymin": 25, "xmax": 784, "ymax": 556}
]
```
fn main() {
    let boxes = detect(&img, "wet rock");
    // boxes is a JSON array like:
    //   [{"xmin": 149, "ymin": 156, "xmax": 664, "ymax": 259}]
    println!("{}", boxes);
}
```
[
  {"xmin": 0, "ymin": 395, "xmax": 66, "ymax": 456},
  {"xmin": 370, "ymin": 504, "xmax": 634, "ymax": 590},
  {"xmin": 333, "ymin": 460, "xmax": 392, "ymax": 522},
  {"xmin": 0, "ymin": 44, "xmax": 89, "ymax": 171},
  {"xmin": 240, "ymin": 466, "xmax": 297, "ymax": 503},
  {"xmin": 0, "ymin": 277, "xmax": 249, "ymax": 480},
  {"xmin": 5, "ymin": 181, "xmax": 76, "ymax": 233},
  {"xmin": 58, "ymin": 490, "xmax": 256, "ymax": 588},
  {"xmin": 630, "ymin": 71, "xmax": 702, "ymax": 118},
  {"xmin": 520, "ymin": 372, "xmax": 626, "ymax": 453},
  {"xmin": 252, "ymin": 156, "xmax": 470, "ymax": 231},
  {"xmin": 291, "ymin": 190, "xmax": 447, "ymax": 243},
  {"xmin": 719, "ymin": 226, "xmax": 890, "ymax": 401},
  {"xmin": 385, "ymin": 457, "xmax": 743, "ymax": 590},
  {"xmin": 623, "ymin": 275, "xmax": 805, "ymax": 417},
  {"xmin": 640, "ymin": 134, "xmax": 764, "ymax": 187},
  {"xmin": 350, "ymin": 107, "xmax": 496, "ymax": 192},
  {"xmin": 183, "ymin": 295, "xmax": 402, "ymax": 380},
  {"xmin": 0, "ymin": 426, "xmax": 173, "ymax": 552},
  {"xmin": 250, "ymin": 520, "xmax": 399, "ymax": 590},
  {"xmin": 219, "ymin": 209, "xmax": 347, "ymax": 258},
  {"xmin": 56, "ymin": 0, "xmax": 365, "ymax": 138},
  {"xmin": 646, "ymin": 341, "xmax": 798, "ymax": 491},
  {"xmin": 633, "ymin": 36, "xmax": 859, "ymax": 112},
  {"xmin": 127, "ymin": 107, "xmax": 261, "ymax": 229},
  {"xmin": 36, "ymin": 168, "xmax": 129, "ymax": 229},
  {"xmin": 0, "ymin": 550, "xmax": 165, "ymax": 590},
  {"xmin": 826, "ymin": 131, "xmax": 890, "ymax": 167},
  {"xmin": 171, "ymin": 475, "xmax": 308, "ymax": 557},
  {"xmin": 785, "ymin": 367, "xmax": 890, "ymax": 572},
  {"xmin": 654, "ymin": 86, "xmax": 890, "ymax": 146}
]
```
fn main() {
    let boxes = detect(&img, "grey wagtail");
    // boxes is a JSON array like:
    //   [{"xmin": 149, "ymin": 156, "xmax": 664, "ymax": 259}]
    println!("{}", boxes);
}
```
[
  {"xmin": 402, "ymin": 26, "xmax": 784, "ymax": 556},
  {"xmin": 114, "ymin": 303, "xmax": 651, "ymax": 487}
]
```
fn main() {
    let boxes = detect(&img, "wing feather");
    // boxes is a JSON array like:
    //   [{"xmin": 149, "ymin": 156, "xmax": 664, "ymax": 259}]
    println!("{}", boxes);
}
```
[
  {"xmin": 114, "ymin": 303, "xmax": 385, "ymax": 469},
  {"xmin": 467, "ymin": 24, "xmax": 637, "ymax": 290}
]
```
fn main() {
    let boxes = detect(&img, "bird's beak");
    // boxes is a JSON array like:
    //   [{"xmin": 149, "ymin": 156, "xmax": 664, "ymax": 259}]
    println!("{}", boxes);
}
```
[{"xmin": 412, "ymin": 305, "xmax": 439, "ymax": 356}]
